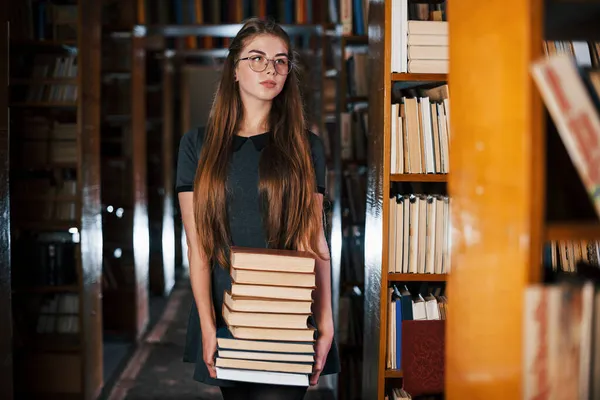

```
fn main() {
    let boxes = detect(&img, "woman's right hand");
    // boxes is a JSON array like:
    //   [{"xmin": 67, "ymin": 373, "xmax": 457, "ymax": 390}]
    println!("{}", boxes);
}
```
[{"xmin": 202, "ymin": 331, "xmax": 218, "ymax": 378}]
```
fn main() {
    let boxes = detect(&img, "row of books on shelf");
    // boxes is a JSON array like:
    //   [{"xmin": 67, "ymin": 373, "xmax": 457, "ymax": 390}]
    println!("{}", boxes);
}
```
[
  {"xmin": 524, "ymin": 271, "xmax": 600, "ymax": 400},
  {"xmin": 347, "ymin": 50, "xmax": 368, "ymax": 98},
  {"xmin": 391, "ymin": 84, "xmax": 450, "ymax": 174},
  {"xmin": 36, "ymin": 293, "xmax": 79, "ymax": 334},
  {"xmin": 13, "ymin": 176, "xmax": 77, "ymax": 199},
  {"xmin": 20, "ymin": 117, "xmax": 77, "ymax": 140},
  {"xmin": 18, "ymin": 139, "xmax": 77, "ymax": 165},
  {"xmin": 387, "ymin": 285, "xmax": 447, "ymax": 371},
  {"xmin": 544, "ymin": 240, "xmax": 600, "ymax": 273},
  {"xmin": 10, "ymin": 2, "xmax": 77, "ymax": 41},
  {"xmin": 13, "ymin": 232, "xmax": 77, "ymax": 288},
  {"xmin": 530, "ymin": 54, "xmax": 600, "ymax": 219},
  {"xmin": 215, "ymin": 247, "xmax": 318, "ymax": 386},
  {"xmin": 340, "ymin": 0, "xmax": 369, "ymax": 35},
  {"xmin": 388, "ymin": 194, "xmax": 451, "ymax": 275},
  {"xmin": 391, "ymin": 0, "xmax": 448, "ymax": 74},
  {"xmin": 543, "ymin": 40, "xmax": 600, "ymax": 69},
  {"xmin": 340, "ymin": 107, "xmax": 369, "ymax": 162}
]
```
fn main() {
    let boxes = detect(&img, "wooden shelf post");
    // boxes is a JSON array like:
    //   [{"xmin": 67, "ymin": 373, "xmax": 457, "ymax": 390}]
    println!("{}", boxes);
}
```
[
  {"xmin": 79, "ymin": 0, "xmax": 104, "ymax": 396},
  {"xmin": 0, "ymin": 2, "xmax": 12, "ymax": 398},
  {"xmin": 446, "ymin": 0, "xmax": 544, "ymax": 398}
]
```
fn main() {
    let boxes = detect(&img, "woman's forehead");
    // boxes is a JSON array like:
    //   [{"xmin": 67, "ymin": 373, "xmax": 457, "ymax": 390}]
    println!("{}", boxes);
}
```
[{"xmin": 242, "ymin": 35, "xmax": 288, "ymax": 57}]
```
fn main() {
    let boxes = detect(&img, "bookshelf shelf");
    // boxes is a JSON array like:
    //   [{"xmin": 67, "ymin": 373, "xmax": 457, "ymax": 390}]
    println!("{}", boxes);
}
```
[
  {"xmin": 12, "ymin": 285, "xmax": 80, "ymax": 294},
  {"xmin": 544, "ymin": 221, "xmax": 600, "ymax": 241},
  {"xmin": 342, "ymin": 35, "xmax": 369, "ymax": 43},
  {"xmin": 9, "ymin": 102, "xmax": 77, "ymax": 108},
  {"xmin": 391, "ymin": 73, "xmax": 448, "ymax": 82},
  {"xmin": 390, "ymin": 173, "xmax": 448, "ymax": 182},
  {"xmin": 385, "ymin": 369, "xmax": 404, "ymax": 378},
  {"xmin": 10, "ymin": 40, "xmax": 78, "ymax": 48},
  {"xmin": 388, "ymin": 273, "xmax": 448, "ymax": 282},
  {"xmin": 10, "ymin": 78, "xmax": 78, "ymax": 85}
]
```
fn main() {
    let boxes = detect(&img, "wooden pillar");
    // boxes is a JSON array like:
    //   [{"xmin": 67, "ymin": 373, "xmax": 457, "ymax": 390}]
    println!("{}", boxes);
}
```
[
  {"xmin": 131, "ymin": 31, "xmax": 149, "ymax": 337},
  {"xmin": 79, "ymin": 0, "xmax": 104, "ymax": 397},
  {"xmin": 160, "ymin": 53, "xmax": 176, "ymax": 296},
  {"xmin": 446, "ymin": 0, "xmax": 543, "ymax": 398},
  {"xmin": 0, "ymin": 3, "xmax": 12, "ymax": 399}
]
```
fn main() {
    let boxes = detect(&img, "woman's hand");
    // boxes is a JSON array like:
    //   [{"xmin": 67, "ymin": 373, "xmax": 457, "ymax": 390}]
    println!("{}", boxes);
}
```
[
  {"xmin": 202, "ymin": 330, "xmax": 218, "ymax": 379},
  {"xmin": 310, "ymin": 329, "xmax": 334, "ymax": 386}
]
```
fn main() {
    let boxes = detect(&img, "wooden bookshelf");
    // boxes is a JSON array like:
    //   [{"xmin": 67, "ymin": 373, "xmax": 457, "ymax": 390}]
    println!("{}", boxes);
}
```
[
  {"xmin": 99, "ymin": 0, "xmax": 152, "ymax": 340},
  {"xmin": 385, "ymin": 369, "xmax": 404, "ymax": 378},
  {"xmin": 391, "ymin": 73, "xmax": 448, "ymax": 82},
  {"xmin": 445, "ymin": 0, "xmax": 600, "ymax": 399},
  {"xmin": 390, "ymin": 174, "xmax": 448, "ymax": 182},
  {"xmin": 364, "ymin": 0, "xmax": 450, "ymax": 399},
  {"xmin": 8, "ymin": 1, "xmax": 103, "ymax": 399},
  {"xmin": 545, "ymin": 221, "xmax": 600, "ymax": 241},
  {"xmin": 0, "ymin": 2, "xmax": 10, "ymax": 398}
]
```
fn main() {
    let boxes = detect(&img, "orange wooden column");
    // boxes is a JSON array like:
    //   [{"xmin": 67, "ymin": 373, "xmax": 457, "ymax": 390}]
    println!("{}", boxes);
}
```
[{"xmin": 446, "ymin": 0, "xmax": 544, "ymax": 398}]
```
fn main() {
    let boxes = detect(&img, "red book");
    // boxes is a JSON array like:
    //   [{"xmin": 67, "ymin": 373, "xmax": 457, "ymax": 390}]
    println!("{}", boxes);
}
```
[{"xmin": 401, "ymin": 320, "xmax": 445, "ymax": 396}]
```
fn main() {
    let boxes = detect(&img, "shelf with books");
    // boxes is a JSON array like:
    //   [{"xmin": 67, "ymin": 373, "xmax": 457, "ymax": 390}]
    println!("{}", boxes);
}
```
[
  {"xmin": 8, "ymin": 0, "xmax": 103, "ymax": 398},
  {"xmin": 390, "ymin": 174, "xmax": 447, "ymax": 182},
  {"xmin": 365, "ymin": 0, "xmax": 450, "ymax": 398}
]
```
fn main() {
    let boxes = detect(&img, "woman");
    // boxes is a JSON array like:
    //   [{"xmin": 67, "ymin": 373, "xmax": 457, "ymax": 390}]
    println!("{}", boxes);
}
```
[{"xmin": 176, "ymin": 18, "xmax": 340, "ymax": 400}]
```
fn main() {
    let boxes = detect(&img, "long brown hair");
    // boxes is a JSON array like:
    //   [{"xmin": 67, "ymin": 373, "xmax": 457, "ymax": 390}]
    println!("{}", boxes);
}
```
[{"xmin": 193, "ymin": 18, "xmax": 324, "ymax": 269}]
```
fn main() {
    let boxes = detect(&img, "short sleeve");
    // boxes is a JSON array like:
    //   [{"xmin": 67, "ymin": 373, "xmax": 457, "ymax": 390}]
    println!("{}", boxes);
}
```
[
  {"xmin": 308, "ymin": 132, "xmax": 327, "ymax": 195},
  {"xmin": 176, "ymin": 127, "xmax": 205, "ymax": 193}
]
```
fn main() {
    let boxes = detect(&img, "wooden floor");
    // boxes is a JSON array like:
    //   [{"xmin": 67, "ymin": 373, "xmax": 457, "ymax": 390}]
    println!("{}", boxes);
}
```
[{"xmin": 101, "ymin": 277, "xmax": 336, "ymax": 400}]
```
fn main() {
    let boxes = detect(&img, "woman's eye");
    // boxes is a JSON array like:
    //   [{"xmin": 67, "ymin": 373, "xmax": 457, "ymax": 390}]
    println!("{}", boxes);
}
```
[
  {"xmin": 275, "ymin": 59, "xmax": 288, "ymax": 65},
  {"xmin": 251, "ymin": 56, "xmax": 263, "ymax": 62}
]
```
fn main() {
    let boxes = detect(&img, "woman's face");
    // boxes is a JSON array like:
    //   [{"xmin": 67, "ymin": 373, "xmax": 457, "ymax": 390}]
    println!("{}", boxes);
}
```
[{"xmin": 235, "ymin": 34, "xmax": 290, "ymax": 103}]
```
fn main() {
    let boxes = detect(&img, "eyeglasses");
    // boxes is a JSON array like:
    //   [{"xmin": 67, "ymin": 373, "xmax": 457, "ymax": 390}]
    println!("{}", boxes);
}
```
[{"xmin": 237, "ymin": 55, "xmax": 292, "ymax": 75}]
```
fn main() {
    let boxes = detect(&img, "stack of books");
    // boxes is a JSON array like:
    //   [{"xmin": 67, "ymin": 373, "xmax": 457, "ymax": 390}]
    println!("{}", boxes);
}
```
[
  {"xmin": 215, "ymin": 247, "xmax": 318, "ymax": 386},
  {"xmin": 406, "ymin": 20, "xmax": 448, "ymax": 74}
]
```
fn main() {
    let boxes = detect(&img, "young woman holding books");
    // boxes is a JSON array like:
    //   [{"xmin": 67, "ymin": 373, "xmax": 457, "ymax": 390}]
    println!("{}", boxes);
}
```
[{"xmin": 176, "ymin": 18, "xmax": 340, "ymax": 400}]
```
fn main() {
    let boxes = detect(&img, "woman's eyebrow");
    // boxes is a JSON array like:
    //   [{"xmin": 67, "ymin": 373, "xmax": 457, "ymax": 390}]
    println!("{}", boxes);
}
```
[{"xmin": 247, "ymin": 49, "xmax": 289, "ymax": 58}]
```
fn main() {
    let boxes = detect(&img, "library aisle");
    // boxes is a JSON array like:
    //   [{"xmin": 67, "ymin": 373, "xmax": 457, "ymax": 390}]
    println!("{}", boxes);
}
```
[{"xmin": 102, "ymin": 278, "xmax": 335, "ymax": 400}]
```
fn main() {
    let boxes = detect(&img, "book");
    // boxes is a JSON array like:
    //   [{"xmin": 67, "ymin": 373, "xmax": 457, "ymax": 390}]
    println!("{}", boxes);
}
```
[
  {"xmin": 222, "ymin": 304, "xmax": 311, "ymax": 330},
  {"xmin": 223, "ymin": 290, "xmax": 312, "ymax": 314},
  {"xmin": 230, "ymin": 246, "xmax": 316, "ymax": 273},
  {"xmin": 531, "ymin": 54, "xmax": 600, "ymax": 218},
  {"xmin": 215, "ymin": 367, "xmax": 309, "ymax": 386},
  {"xmin": 230, "ymin": 266, "xmax": 316, "ymax": 288}
]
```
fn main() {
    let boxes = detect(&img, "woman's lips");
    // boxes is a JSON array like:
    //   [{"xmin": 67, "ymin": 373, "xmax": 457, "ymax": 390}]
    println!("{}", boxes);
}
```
[{"xmin": 260, "ymin": 80, "xmax": 276, "ymax": 89}]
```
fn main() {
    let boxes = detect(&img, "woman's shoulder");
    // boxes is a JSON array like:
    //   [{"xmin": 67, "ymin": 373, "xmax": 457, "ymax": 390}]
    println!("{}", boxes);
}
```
[
  {"xmin": 306, "ymin": 130, "xmax": 325, "ymax": 158},
  {"xmin": 181, "ymin": 126, "xmax": 206, "ymax": 154}
]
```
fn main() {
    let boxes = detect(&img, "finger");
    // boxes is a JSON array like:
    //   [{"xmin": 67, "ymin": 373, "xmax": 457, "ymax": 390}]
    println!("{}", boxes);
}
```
[
  {"xmin": 206, "ymin": 362, "xmax": 217, "ymax": 378},
  {"xmin": 310, "ymin": 369, "xmax": 322, "ymax": 386}
]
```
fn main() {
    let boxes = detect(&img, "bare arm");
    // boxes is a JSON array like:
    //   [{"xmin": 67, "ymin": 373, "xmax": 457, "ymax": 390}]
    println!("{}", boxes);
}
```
[
  {"xmin": 310, "ymin": 193, "xmax": 334, "ymax": 385},
  {"xmin": 312, "ymin": 193, "xmax": 334, "ymax": 336},
  {"xmin": 178, "ymin": 192, "xmax": 216, "ymax": 338}
]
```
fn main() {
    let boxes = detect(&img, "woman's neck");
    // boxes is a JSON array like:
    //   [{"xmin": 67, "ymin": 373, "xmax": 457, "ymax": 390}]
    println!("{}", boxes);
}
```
[{"xmin": 238, "ymin": 97, "xmax": 272, "ymax": 137}]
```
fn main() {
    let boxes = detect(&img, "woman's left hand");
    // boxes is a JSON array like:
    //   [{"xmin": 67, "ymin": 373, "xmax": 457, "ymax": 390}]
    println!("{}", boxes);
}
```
[{"xmin": 310, "ymin": 329, "xmax": 334, "ymax": 386}]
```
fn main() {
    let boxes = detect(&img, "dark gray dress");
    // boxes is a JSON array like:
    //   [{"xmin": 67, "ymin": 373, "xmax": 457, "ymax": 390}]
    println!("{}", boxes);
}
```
[{"xmin": 175, "ymin": 127, "xmax": 341, "ymax": 387}]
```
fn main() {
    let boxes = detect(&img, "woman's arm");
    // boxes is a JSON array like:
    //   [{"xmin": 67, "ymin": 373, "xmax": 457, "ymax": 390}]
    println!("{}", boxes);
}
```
[
  {"xmin": 178, "ymin": 191, "xmax": 217, "ymax": 377},
  {"xmin": 310, "ymin": 193, "xmax": 334, "ymax": 385}
]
